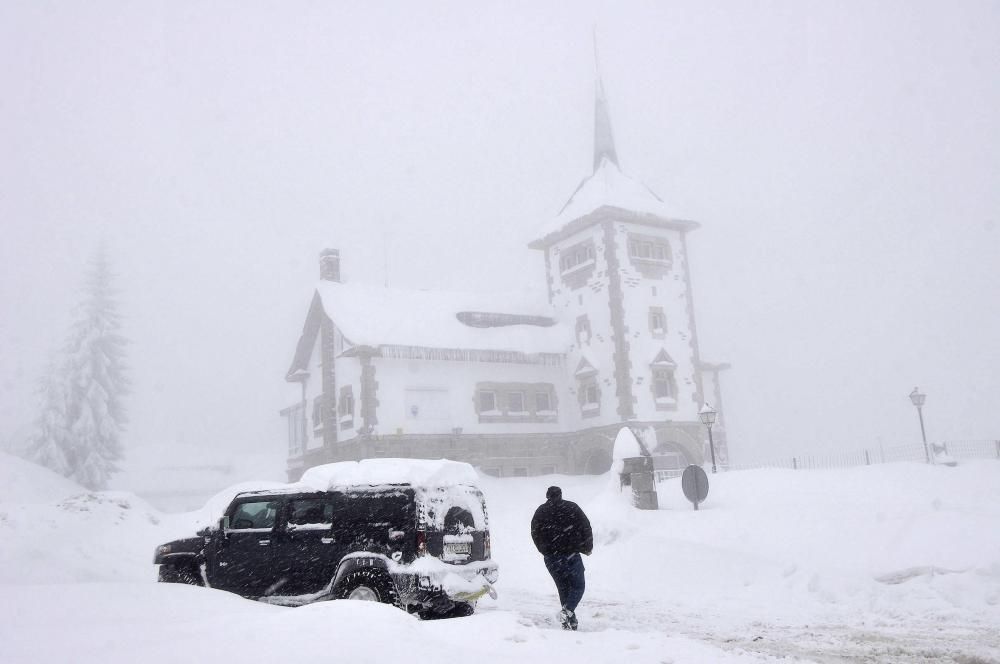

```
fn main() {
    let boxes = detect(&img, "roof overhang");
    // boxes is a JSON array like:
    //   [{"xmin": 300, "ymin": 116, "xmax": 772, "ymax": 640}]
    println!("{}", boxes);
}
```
[
  {"xmin": 529, "ymin": 205, "xmax": 700, "ymax": 250},
  {"xmin": 284, "ymin": 292, "xmax": 325, "ymax": 382}
]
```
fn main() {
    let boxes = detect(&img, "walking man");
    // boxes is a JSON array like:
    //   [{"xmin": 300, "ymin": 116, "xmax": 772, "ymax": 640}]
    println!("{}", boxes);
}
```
[{"xmin": 530, "ymin": 485, "xmax": 593, "ymax": 630}]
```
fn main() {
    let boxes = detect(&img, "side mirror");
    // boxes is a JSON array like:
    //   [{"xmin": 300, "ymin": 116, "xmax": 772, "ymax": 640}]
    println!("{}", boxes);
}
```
[{"xmin": 220, "ymin": 516, "xmax": 230, "ymax": 532}]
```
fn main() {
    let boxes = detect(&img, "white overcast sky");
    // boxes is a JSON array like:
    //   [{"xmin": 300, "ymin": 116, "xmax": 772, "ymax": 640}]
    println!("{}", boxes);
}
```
[{"xmin": 2, "ymin": 1, "xmax": 998, "ymax": 471}]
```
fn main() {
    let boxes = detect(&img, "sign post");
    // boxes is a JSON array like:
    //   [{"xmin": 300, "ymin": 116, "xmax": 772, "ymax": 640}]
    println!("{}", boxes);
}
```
[{"xmin": 681, "ymin": 465, "xmax": 709, "ymax": 511}]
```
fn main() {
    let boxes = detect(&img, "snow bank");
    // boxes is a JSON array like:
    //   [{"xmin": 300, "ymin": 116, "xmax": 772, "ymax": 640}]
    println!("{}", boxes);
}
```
[
  {"xmin": 2, "ymin": 455, "xmax": 999, "ymax": 661},
  {"xmin": 0, "ymin": 490, "xmax": 166, "ymax": 584},
  {"xmin": 0, "ymin": 583, "xmax": 758, "ymax": 664},
  {"xmin": 0, "ymin": 451, "xmax": 84, "ymax": 503}
]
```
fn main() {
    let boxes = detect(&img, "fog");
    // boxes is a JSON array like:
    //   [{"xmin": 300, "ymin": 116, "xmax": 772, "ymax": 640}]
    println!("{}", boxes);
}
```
[{"xmin": 2, "ymin": 1, "xmax": 998, "ymax": 478}]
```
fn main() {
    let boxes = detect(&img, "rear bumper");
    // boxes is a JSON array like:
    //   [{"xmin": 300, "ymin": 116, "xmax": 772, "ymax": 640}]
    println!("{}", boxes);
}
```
[{"xmin": 393, "ymin": 559, "xmax": 499, "ymax": 609}]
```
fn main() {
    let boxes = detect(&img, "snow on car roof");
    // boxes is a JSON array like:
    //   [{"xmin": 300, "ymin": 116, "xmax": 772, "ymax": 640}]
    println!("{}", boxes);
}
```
[{"xmin": 298, "ymin": 458, "xmax": 481, "ymax": 492}]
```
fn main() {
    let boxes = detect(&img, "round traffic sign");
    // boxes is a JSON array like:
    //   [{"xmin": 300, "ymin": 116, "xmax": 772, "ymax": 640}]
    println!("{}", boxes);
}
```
[{"xmin": 681, "ymin": 464, "xmax": 709, "ymax": 508}]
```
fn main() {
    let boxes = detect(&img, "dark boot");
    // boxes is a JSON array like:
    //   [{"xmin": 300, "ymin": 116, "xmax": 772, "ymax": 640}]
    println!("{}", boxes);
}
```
[{"xmin": 559, "ymin": 608, "xmax": 576, "ymax": 630}]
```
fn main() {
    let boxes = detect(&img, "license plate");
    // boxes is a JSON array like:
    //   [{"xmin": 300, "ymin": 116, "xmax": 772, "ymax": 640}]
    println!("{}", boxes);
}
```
[{"xmin": 446, "ymin": 542, "xmax": 471, "ymax": 555}]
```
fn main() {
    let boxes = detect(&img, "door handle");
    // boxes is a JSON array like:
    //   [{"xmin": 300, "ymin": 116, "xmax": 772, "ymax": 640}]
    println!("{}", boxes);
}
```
[
  {"xmin": 258, "ymin": 539, "xmax": 271, "ymax": 546},
  {"xmin": 321, "ymin": 537, "xmax": 334, "ymax": 544}
]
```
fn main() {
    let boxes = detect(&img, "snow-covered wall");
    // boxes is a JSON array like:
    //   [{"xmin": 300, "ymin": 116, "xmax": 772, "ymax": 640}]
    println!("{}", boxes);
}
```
[
  {"xmin": 542, "ymin": 217, "xmax": 702, "ymax": 427},
  {"xmin": 370, "ymin": 356, "xmax": 567, "ymax": 436},
  {"xmin": 545, "ymin": 224, "xmax": 616, "ymax": 430},
  {"xmin": 613, "ymin": 221, "xmax": 701, "ymax": 421}
]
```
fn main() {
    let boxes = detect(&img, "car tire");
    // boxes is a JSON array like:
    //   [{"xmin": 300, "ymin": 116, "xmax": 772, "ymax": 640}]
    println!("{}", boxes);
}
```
[
  {"xmin": 418, "ymin": 601, "xmax": 476, "ymax": 620},
  {"xmin": 336, "ymin": 569, "xmax": 399, "ymax": 607},
  {"xmin": 158, "ymin": 563, "xmax": 202, "ymax": 586}
]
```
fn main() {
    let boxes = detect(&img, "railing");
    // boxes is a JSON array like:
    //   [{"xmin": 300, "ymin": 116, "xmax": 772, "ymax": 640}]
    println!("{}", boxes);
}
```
[{"xmin": 654, "ymin": 439, "xmax": 1000, "ymax": 482}]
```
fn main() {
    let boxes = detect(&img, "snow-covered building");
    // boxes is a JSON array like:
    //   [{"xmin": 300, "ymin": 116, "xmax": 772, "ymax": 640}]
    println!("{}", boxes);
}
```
[{"xmin": 281, "ymin": 70, "xmax": 729, "ymax": 481}]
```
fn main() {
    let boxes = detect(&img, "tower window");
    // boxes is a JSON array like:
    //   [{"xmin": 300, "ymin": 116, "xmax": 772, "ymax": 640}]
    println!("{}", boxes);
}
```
[
  {"xmin": 627, "ymin": 233, "xmax": 673, "ymax": 278},
  {"xmin": 653, "ymin": 369, "xmax": 674, "ymax": 398},
  {"xmin": 578, "ymin": 376, "xmax": 600, "ymax": 418},
  {"xmin": 649, "ymin": 307, "xmax": 666, "ymax": 337},
  {"xmin": 576, "ymin": 315, "xmax": 592, "ymax": 345},
  {"xmin": 651, "ymin": 367, "xmax": 678, "ymax": 411},
  {"xmin": 560, "ymin": 240, "xmax": 596, "ymax": 272},
  {"xmin": 629, "ymin": 238, "xmax": 670, "ymax": 262},
  {"xmin": 558, "ymin": 239, "xmax": 598, "ymax": 290}
]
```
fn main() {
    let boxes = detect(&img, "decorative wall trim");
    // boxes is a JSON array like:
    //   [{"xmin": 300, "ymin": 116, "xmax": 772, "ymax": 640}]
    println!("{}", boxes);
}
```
[
  {"xmin": 602, "ymin": 220, "xmax": 635, "ymax": 420},
  {"xmin": 320, "ymin": 317, "xmax": 338, "ymax": 446},
  {"xmin": 286, "ymin": 420, "xmax": 705, "ymax": 482},
  {"xmin": 680, "ymin": 233, "xmax": 706, "ymax": 406},
  {"xmin": 370, "ymin": 345, "xmax": 565, "ymax": 366}
]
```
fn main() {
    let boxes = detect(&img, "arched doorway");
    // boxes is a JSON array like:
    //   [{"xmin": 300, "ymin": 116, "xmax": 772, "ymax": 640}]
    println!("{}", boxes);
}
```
[{"xmin": 582, "ymin": 449, "xmax": 613, "ymax": 475}]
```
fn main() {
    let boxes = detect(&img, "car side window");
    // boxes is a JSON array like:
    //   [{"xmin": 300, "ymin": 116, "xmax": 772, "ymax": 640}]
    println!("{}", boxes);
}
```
[
  {"xmin": 286, "ymin": 498, "xmax": 334, "ymax": 531},
  {"xmin": 230, "ymin": 500, "xmax": 280, "ymax": 530}
]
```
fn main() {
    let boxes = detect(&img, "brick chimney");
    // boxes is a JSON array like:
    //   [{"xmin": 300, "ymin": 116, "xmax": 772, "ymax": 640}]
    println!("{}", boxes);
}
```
[{"xmin": 319, "ymin": 248, "xmax": 341, "ymax": 282}]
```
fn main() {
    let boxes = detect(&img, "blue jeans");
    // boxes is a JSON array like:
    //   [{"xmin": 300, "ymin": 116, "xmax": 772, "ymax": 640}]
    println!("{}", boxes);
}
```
[{"xmin": 543, "ymin": 553, "xmax": 586, "ymax": 612}]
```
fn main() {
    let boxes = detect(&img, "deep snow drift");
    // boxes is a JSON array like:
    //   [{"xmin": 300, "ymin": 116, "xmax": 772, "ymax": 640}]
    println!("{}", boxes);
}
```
[{"xmin": 1, "ymin": 451, "xmax": 998, "ymax": 663}]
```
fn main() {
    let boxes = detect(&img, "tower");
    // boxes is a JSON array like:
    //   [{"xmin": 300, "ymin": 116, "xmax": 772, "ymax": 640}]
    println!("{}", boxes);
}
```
[{"xmin": 529, "ymin": 61, "xmax": 715, "ymax": 462}]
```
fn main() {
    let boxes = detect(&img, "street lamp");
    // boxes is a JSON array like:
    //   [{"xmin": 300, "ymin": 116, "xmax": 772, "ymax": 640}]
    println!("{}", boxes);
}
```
[
  {"xmin": 909, "ymin": 387, "xmax": 930, "ymax": 463},
  {"xmin": 698, "ymin": 403, "xmax": 718, "ymax": 474}
]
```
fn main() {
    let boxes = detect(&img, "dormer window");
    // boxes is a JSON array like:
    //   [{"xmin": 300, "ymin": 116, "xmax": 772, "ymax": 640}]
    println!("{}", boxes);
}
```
[
  {"xmin": 650, "ymin": 349, "xmax": 678, "ymax": 411},
  {"xmin": 653, "ymin": 369, "xmax": 674, "ymax": 400}
]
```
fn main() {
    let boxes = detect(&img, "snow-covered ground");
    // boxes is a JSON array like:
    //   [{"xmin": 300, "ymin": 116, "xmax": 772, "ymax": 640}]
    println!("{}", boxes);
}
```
[{"xmin": 1, "ymin": 451, "xmax": 998, "ymax": 663}]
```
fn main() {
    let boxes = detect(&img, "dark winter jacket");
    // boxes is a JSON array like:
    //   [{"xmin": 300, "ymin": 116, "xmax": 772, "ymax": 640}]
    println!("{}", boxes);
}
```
[{"xmin": 530, "ymin": 498, "xmax": 593, "ymax": 556}]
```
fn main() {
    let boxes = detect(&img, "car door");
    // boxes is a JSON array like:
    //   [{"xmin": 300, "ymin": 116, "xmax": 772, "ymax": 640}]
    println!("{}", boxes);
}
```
[
  {"xmin": 211, "ymin": 497, "xmax": 282, "ymax": 596},
  {"xmin": 270, "ymin": 494, "xmax": 344, "ymax": 595}
]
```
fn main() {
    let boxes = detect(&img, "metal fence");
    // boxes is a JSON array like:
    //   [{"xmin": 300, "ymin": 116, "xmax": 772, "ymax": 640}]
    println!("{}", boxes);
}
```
[{"xmin": 654, "ymin": 439, "xmax": 1000, "ymax": 482}]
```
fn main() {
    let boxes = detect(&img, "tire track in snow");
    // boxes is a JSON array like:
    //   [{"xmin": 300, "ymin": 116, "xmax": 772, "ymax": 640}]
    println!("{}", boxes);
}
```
[{"xmin": 487, "ymin": 586, "xmax": 1000, "ymax": 662}]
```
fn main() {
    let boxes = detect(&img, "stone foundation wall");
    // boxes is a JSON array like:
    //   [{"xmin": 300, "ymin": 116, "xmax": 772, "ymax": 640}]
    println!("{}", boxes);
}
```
[{"xmin": 287, "ymin": 420, "xmax": 706, "ymax": 481}]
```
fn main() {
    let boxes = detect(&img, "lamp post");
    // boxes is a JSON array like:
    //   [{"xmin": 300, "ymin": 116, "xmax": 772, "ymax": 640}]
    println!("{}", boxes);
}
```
[
  {"xmin": 909, "ymin": 387, "xmax": 930, "ymax": 463},
  {"xmin": 698, "ymin": 403, "xmax": 718, "ymax": 474}
]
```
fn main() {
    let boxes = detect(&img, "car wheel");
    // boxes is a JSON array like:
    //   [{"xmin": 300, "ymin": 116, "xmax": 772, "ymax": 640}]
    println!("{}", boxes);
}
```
[
  {"xmin": 158, "ymin": 564, "xmax": 202, "ymax": 586},
  {"xmin": 336, "ymin": 570, "xmax": 399, "ymax": 606},
  {"xmin": 418, "ymin": 601, "xmax": 476, "ymax": 620}
]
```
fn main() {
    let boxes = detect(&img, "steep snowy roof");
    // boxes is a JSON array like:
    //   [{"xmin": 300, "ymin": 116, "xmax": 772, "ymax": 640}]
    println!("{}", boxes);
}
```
[
  {"xmin": 530, "ymin": 158, "xmax": 697, "ymax": 248},
  {"xmin": 560, "ymin": 157, "xmax": 674, "ymax": 223},
  {"xmin": 315, "ymin": 281, "xmax": 568, "ymax": 354}
]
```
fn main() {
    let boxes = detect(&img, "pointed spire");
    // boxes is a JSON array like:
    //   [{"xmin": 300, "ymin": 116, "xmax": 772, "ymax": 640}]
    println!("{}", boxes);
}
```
[{"xmin": 593, "ymin": 30, "xmax": 619, "ymax": 172}]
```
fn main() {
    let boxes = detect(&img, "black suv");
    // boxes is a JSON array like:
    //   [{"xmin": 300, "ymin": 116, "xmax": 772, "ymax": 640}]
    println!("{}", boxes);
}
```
[{"xmin": 154, "ymin": 460, "xmax": 499, "ymax": 618}]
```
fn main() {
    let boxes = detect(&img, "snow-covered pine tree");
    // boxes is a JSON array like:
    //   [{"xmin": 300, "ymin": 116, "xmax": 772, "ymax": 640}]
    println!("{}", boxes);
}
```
[
  {"xmin": 61, "ymin": 248, "xmax": 130, "ymax": 490},
  {"xmin": 26, "ymin": 357, "xmax": 72, "ymax": 476}
]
